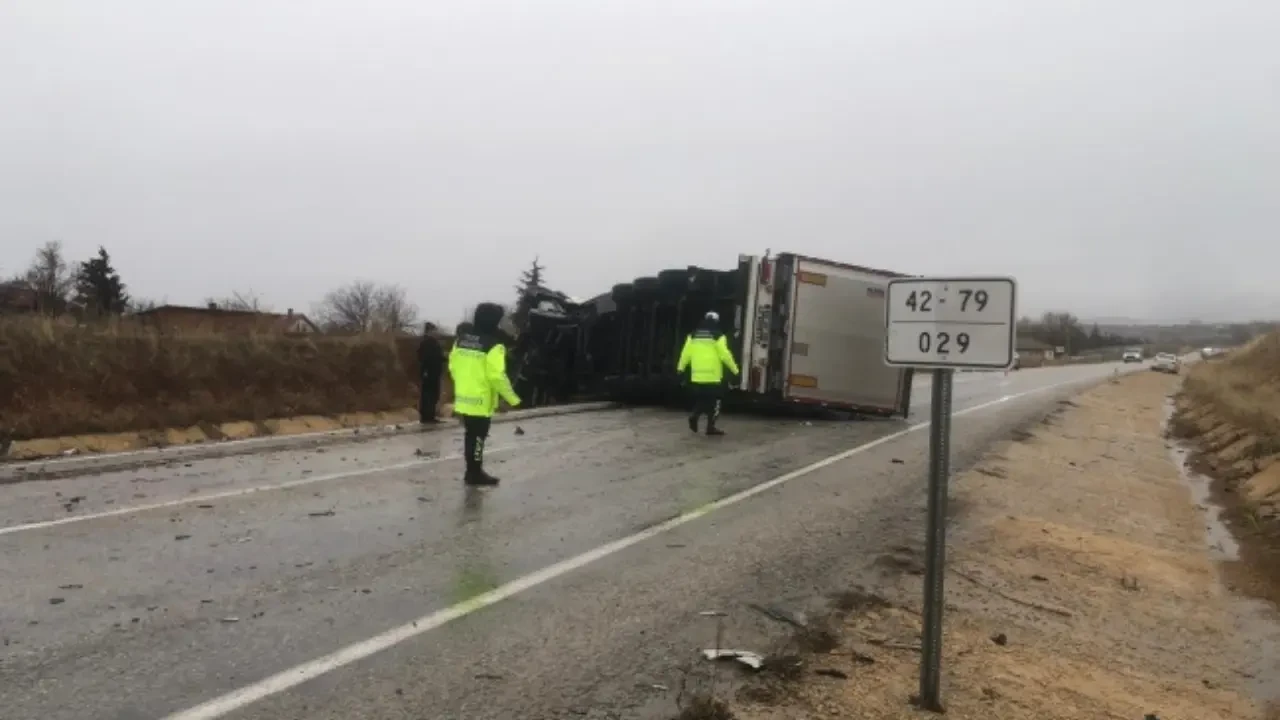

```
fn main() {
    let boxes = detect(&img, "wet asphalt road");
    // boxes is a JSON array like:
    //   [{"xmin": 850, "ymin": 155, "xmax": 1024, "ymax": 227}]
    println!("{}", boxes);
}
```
[{"xmin": 0, "ymin": 363, "xmax": 1133, "ymax": 720}]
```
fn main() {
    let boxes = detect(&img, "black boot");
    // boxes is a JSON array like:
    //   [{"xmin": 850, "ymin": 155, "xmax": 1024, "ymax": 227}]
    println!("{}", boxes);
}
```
[
  {"xmin": 464, "ymin": 435, "xmax": 499, "ymax": 485},
  {"xmin": 465, "ymin": 468, "xmax": 499, "ymax": 486},
  {"xmin": 688, "ymin": 414, "xmax": 699, "ymax": 434}
]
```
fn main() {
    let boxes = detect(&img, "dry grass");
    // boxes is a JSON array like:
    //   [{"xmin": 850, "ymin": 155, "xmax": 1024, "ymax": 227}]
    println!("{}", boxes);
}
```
[
  {"xmin": 733, "ymin": 372, "xmax": 1267, "ymax": 720},
  {"xmin": 1182, "ymin": 333, "xmax": 1280, "ymax": 451},
  {"xmin": 0, "ymin": 316, "xmax": 447, "ymax": 441}
]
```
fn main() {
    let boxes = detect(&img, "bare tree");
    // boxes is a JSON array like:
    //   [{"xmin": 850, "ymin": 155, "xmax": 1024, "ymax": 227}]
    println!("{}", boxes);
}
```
[
  {"xmin": 205, "ymin": 290, "xmax": 270, "ymax": 312},
  {"xmin": 314, "ymin": 281, "xmax": 418, "ymax": 333},
  {"xmin": 24, "ymin": 241, "xmax": 73, "ymax": 314},
  {"xmin": 372, "ymin": 284, "xmax": 418, "ymax": 333}
]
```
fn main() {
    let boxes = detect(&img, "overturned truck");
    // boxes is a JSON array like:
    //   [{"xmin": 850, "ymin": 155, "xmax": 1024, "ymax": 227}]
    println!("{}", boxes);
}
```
[{"xmin": 510, "ymin": 252, "xmax": 915, "ymax": 418}]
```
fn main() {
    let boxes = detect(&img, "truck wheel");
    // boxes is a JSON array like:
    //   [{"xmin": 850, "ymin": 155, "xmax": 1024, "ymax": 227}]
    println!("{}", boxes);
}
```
[
  {"xmin": 633, "ymin": 276, "xmax": 661, "ymax": 295},
  {"xmin": 611, "ymin": 283, "xmax": 635, "ymax": 304},
  {"xmin": 658, "ymin": 268, "xmax": 691, "ymax": 291}
]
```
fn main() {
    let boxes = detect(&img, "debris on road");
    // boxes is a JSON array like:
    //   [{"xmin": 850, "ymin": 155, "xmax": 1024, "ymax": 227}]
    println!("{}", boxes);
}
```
[
  {"xmin": 174, "ymin": 534, "xmax": 191, "ymax": 541},
  {"xmin": 58, "ymin": 584, "xmax": 83, "ymax": 590},
  {"xmin": 308, "ymin": 510, "xmax": 336, "ymax": 517},
  {"xmin": 701, "ymin": 649, "xmax": 764, "ymax": 670},
  {"xmin": 219, "ymin": 617, "xmax": 240, "ymax": 623},
  {"xmin": 990, "ymin": 632, "xmax": 1009, "ymax": 646},
  {"xmin": 891, "ymin": 458, "xmax": 905, "ymax": 464},
  {"xmin": 49, "ymin": 597, "xmax": 65, "ymax": 605},
  {"xmin": 814, "ymin": 668, "xmax": 849, "ymax": 679},
  {"xmin": 514, "ymin": 426, "xmax": 525, "ymax": 435},
  {"xmin": 746, "ymin": 603, "xmax": 807, "ymax": 630}
]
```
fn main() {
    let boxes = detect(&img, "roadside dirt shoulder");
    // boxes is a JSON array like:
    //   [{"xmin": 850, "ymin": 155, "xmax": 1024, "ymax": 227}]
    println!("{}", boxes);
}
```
[
  {"xmin": 731, "ymin": 371, "xmax": 1267, "ymax": 720},
  {"xmin": 1170, "ymin": 346, "xmax": 1280, "ymax": 609}
]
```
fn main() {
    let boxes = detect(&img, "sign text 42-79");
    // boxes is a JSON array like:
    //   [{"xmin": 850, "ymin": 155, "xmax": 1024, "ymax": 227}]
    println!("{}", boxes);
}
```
[{"xmin": 884, "ymin": 278, "xmax": 1016, "ymax": 369}]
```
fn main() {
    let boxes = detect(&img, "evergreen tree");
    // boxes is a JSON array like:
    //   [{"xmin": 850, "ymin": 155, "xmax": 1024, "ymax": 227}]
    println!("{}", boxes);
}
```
[
  {"xmin": 73, "ymin": 246, "xmax": 130, "ymax": 316},
  {"xmin": 512, "ymin": 256, "xmax": 546, "ymax": 332}
]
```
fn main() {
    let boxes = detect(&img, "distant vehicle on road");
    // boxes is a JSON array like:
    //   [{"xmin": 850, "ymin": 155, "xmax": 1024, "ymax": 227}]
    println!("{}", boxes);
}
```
[
  {"xmin": 1152, "ymin": 353, "xmax": 1181, "ymax": 374},
  {"xmin": 1200, "ymin": 347, "xmax": 1222, "ymax": 360},
  {"xmin": 1122, "ymin": 348, "xmax": 1144, "ymax": 363}
]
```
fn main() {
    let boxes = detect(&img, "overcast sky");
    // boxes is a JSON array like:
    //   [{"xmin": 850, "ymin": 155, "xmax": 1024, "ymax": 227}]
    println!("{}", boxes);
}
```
[{"xmin": 2, "ymin": 1, "xmax": 1277, "ymax": 324}]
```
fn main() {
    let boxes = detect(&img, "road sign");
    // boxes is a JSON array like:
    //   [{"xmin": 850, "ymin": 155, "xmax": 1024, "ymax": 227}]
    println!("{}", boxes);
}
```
[
  {"xmin": 884, "ymin": 277, "xmax": 1017, "ymax": 370},
  {"xmin": 881, "ymin": 276, "xmax": 1017, "ymax": 712}
]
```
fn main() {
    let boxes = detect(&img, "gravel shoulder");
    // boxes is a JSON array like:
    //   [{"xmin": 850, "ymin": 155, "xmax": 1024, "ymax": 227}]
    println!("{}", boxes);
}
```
[{"xmin": 731, "ymin": 371, "xmax": 1270, "ymax": 720}]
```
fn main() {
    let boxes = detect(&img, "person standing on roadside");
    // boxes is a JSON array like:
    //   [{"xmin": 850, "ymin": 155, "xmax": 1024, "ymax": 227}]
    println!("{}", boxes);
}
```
[
  {"xmin": 448, "ymin": 303, "xmax": 521, "ymax": 485},
  {"xmin": 417, "ymin": 322, "xmax": 445, "ymax": 425},
  {"xmin": 676, "ymin": 311, "xmax": 740, "ymax": 436}
]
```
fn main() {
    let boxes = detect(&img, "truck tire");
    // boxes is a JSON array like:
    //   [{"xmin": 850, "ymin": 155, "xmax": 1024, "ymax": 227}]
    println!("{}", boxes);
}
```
[
  {"xmin": 633, "ymin": 276, "xmax": 661, "ymax": 295},
  {"xmin": 611, "ymin": 283, "xmax": 635, "ymax": 304},
  {"xmin": 658, "ymin": 268, "xmax": 691, "ymax": 291},
  {"xmin": 688, "ymin": 268, "xmax": 717, "ymax": 294}
]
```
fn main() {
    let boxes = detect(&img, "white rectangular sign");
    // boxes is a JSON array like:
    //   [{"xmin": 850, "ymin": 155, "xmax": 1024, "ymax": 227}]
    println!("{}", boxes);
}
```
[{"xmin": 884, "ymin": 277, "xmax": 1017, "ymax": 370}]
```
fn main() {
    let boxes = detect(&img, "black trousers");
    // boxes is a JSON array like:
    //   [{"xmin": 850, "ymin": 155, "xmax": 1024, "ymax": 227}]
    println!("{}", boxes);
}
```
[
  {"xmin": 462, "ymin": 415, "xmax": 492, "ymax": 472},
  {"xmin": 419, "ymin": 371, "xmax": 441, "ymax": 422},
  {"xmin": 689, "ymin": 383, "xmax": 724, "ymax": 427}
]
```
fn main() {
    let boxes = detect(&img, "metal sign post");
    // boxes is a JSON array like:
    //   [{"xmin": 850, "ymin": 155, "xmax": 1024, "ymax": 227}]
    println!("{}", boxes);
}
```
[
  {"xmin": 919, "ymin": 367, "xmax": 953, "ymax": 711},
  {"xmin": 883, "ymin": 276, "xmax": 1017, "ymax": 713}
]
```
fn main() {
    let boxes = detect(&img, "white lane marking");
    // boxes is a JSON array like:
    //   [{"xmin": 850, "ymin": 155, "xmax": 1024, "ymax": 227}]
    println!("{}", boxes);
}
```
[
  {"xmin": 0, "ymin": 440, "xmax": 552, "ymax": 537},
  {"xmin": 162, "ymin": 374, "xmax": 1094, "ymax": 720}
]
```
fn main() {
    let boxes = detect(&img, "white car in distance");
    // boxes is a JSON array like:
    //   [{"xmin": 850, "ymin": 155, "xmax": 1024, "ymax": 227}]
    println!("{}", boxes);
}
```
[
  {"xmin": 1152, "ymin": 353, "xmax": 1182, "ymax": 374},
  {"xmin": 1122, "ymin": 348, "xmax": 1144, "ymax": 363}
]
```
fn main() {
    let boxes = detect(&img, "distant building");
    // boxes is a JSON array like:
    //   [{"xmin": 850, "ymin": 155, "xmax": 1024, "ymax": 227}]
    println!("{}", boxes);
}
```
[
  {"xmin": 1015, "ymin": 336, "xmax": 1056, "ymax": 361},
  {"xmin": 133, "ymin": 303, "xmax": 320, "ymax": 335},
  {"xmin": 0, "ymin": 280, "xmax": 38, "ymax": 314}
]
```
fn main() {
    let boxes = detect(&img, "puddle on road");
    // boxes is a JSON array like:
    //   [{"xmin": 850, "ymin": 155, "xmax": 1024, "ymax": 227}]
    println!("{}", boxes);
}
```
[{"xmin": 1164, "ymin": 397, "xmax": 1280, "ymax": 706}]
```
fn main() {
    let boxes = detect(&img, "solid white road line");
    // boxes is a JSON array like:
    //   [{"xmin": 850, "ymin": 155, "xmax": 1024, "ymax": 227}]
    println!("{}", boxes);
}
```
[
  {"xmin": 162, "ymin": 375, "xmax": 1092, "ymax": 720},
  {"xmin": 0, "ymin": 439, "xmax": 554, "ymax": 537}
]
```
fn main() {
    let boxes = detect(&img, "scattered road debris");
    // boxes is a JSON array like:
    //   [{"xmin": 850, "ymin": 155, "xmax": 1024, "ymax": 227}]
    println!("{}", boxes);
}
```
[
  {"xmin": 747, "ymin": 603, "xmax": 807, "ymax": 630},
  {"xmin": 990, "ymin": 632, "xmax": 1009, "ymax": 646},
  {"xmin": 514, "ymin": 426, "xmax": 525, "ymax": 435},
  {"xmin": 701, "ymin": 648, "xmax": 764, "ymax": 670},
  {"xmin": 308, "ymin": 510, "xmax": 336, "ymax": 517},
  {"xmin": 814, "ymin": 668, "xmax": 849, "ymax": 679},
  {"xmin": 49, "ymin": 598, "xmax": 65, "ymax": 605},
  {"xmin": 58, "ymin": 584, "xmax": 83, "ymax": 590},
  {"xmin": 219, "ymin": 617, "xmax": 240, "ymax": 623},
  {"xmin": 174, "ymin": 534, "xmax": 191, "ymax": 541}
]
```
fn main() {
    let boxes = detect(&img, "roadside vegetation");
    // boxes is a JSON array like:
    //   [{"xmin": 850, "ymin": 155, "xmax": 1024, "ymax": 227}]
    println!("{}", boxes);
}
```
[
  {"xmin": 1181, "ymin": 332, "xmax": 1280, "ymax": 447},
  {"xmin": 0, "ymin": 315, "xmax": 436, "ymax": 441},
  {"xmin": 1172, "ymin": 331, "xmax": 1280, "ymax": 607}
]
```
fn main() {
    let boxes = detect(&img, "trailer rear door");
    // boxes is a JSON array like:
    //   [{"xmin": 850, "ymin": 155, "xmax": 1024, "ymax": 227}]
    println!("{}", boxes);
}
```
[{"xmin": 782, "ymin": 256, "xmax": 909, "ymax": 414}]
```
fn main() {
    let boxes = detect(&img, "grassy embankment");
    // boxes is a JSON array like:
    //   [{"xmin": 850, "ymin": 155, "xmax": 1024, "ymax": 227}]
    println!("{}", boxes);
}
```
[
  {"xmin": 1172, "ymin": 332, "xmax": 1280, "ymax": 603},
  {"xmin": 0, "ymin": 317, "xmax": 449, "ymax": 452}
]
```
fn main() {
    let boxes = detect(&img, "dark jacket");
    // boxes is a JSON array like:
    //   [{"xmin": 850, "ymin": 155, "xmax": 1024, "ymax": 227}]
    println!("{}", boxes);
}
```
[{"xmin": 418, "ymin": 334, "xmax": 443, "ymax": 377}]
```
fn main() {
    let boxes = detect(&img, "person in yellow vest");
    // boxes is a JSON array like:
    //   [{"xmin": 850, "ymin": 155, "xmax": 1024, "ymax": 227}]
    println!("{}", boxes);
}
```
[
  {"xmin": 449, "ymin": 303, "xmax": 521, "ymax": 485},
  {"xmin": 676, "ymin": 311, "xmax": 740, "ymax": 436}
]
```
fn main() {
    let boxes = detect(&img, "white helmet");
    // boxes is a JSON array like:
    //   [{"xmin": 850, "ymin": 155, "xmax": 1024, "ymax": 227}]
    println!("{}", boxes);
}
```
[{"xmin": 705, "ymin": 311, "xmax": 719, "ymax": 322}]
